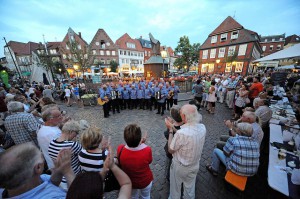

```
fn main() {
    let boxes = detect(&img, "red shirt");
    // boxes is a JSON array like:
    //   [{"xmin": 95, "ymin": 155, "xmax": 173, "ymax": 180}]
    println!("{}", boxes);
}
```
[
  {"xmin": 249, "ymin": 82, "xmax": 264, "ymax": 99},
  {"xmin": 117, "ymin": 144, "xmax": 153, "ymax": 189}
]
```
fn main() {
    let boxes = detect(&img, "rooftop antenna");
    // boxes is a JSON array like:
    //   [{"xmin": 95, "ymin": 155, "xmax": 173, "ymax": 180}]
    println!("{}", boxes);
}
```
[
  {"xmin": 42, "ymin": 34, "xmax": 49, "ymax": 55},
  {"xmin": 233, "ymin": 10, "xmax": 236, "ymax": 19}
]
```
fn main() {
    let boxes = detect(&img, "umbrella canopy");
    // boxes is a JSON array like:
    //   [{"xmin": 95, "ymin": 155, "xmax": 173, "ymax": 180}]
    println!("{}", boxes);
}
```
[{"xmin": 254, "ymin": 43, "xmax": 300, "ymax": 63}]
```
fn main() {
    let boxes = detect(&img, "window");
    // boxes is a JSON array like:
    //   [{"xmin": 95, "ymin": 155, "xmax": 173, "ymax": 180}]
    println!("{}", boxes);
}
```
[
  {"xmin": 50, "ymin": 49, "xmax": 56, "ymax": 54},
  {"xmin": 77, "ymin": 45, "xmax": 81, "ymax": 49},
  {"xmin": 120, "ymin": 50, "xmax": 123, "ymax": 55},
  {"xmin": 277, "ymin": 45, "xmax": 281, "ymax": 50},
  {"xmin": 145, "ymin": 50, "xmax": 147, "ymax": 56},
  {"xmin": 63, "ymin": 54, "xmax": 66, "ymax": 59},
  {"xmin": 127, "ymin": 42, "xmax": 136, "ymax": 48},
  {"xmin": 124, "ymin": 51, "xmax": 127, "ymax": 55},
  {"xmin": 201, "ymin": 64, "xmax": 208, "ymax": 73},
  {"xmin": 106, "ymin": 51, "xmax": 110, "ymax": 55},
  {"xmin": 208, "ymin": 64, "xmax": 214, "ymax": 73},
  {"xmin": 272, "ymin": 38, "xmax": 275, "ymax": 42},
  {"xmin": 100, "ymin": 40, "xmax": 105, "ymax": 49},
  {"xmin": 107, "ymin": 59, "xmax": 111, "ymax": 64},
  {"xmin": 238, "ymin": 44, "xmax": 247, "ymax": 56},
  {"xmin": 70, "ymin": 35, "xmax": 74, "ymax": 41},
  {"xmin": 228, "ymin": 46, "xmax": 236, "ymax": 56},
  {"xmin": 96, "ymin": 42, "xmax": 99, "ymax": 46},
  {"xmin": 93, "ymin": 59, "xmax": 98, "ymax": 64},
  {"xmin": 112, "ymin": 51, "xmax": 115, "ymax": 56},
  {"xmin": 106, "ymin": 42, "xmax": 110, "ymax": 46},
  {"xmin": 92, "ymin": 50, "xmax": 96, "ymax": 55},
  {"xmin": 210, "ymin": 49, "xmax": 216, "ymax": 58},
  {"xmin": 231, "ymin": 31, "xmax": 239, "ymax": 40},
  {"xmin": 66, "ymin": 44, "xmax": 69, "ymax": 50},
  {"xmin": 262, "ymin": 46, "xmax": 266, "ymax": 51},
  {"xmin": 235, "ymin": 62, "xmax": 243, "ymax": 72},
  {"xmin": 100, "ymin": 50, "xmax": 104, "ymax": 55},
  {"xmin": 220, "ymin": 33, "xmax": 227, "ymax": 42},
  {"xmin": 218, "ymin": 47, "xmax": 225, "ymax": 58},
  {"xmin": 270, "ymin": 45, "xmax": 273, "ymax": 51},
  {"xmin": 280, "ymin": 38, "xmax": 283, "ymax": 41},
  {"xmin": 202, "ymin": 50, "xmax": 208, "ymax": 59},
  {"xmin": 100, "ymin": 59, "xmax": 105, "ymax": 64},
  {"xmin": 84, "ymin": 54, "xmax": 88, "ymax": 59},
  {"xmin": 225, "ymin": 63, "xmax": 232, "ymax": 73},
  {"xmin": 211, "ymin": 35, "xmax": 217, "ymax": 43},
  {"xmin": 264, "ymin": 39, "xmax": 267, "ymax": 42}
]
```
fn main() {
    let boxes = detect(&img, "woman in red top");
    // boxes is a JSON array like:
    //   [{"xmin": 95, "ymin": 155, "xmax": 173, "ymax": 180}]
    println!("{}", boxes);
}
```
[{"xmin": 117, "ymin": 124, "xmax": 153, "ymax": 199}]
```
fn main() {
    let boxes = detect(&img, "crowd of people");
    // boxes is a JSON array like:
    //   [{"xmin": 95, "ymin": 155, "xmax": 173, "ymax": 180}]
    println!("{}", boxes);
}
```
[{"xmin": 0, "ymin": 71, "xmax": 300, "ymax": 198}]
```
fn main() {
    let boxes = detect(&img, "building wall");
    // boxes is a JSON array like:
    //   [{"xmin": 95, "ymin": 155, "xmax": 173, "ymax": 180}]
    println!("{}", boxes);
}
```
[{"xmin": 260, "ymin": 41, "xmax": 285, "ymax": 57}]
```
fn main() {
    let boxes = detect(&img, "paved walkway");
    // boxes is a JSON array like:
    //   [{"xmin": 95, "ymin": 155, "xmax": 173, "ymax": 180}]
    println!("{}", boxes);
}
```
[{"xmin": 58, "ymin": 93, "xmax": 288, "ymax": 199}]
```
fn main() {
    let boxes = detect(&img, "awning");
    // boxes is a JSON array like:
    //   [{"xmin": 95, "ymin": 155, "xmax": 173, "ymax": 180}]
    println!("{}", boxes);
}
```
[
  {"xmin": 277, "ymin": 65, "xmax": 300, "ymax": 69},
  {"xmin": 254, "ymin": 43, "xmax": 300, "ymax": 62}
]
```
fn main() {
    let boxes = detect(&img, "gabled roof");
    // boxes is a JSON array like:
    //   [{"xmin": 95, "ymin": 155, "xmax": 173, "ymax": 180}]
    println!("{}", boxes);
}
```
[
  {"xmin": 47, "ymin": 42, "xmax": 61, "ymax": 49},
  {"xmin": 201, "ymin": 28, "xmax": 260, "ymax": 49},
  {"xmin": 7, "ymin": 41, "xmax": 39, "ymax": 55},
  {"xmin": 115, "ymin": 33, "xmax": 143, "ymax": 51},
  {"xmin": 259, "ymin": 34, "xmax": 285, "ymax": 43},
  {"xmin": 209, "ymin": 16, "xmax": 243, "ymax": 36},
  {"xmin": 62, "ymin": 27, "xmax": 88, "ymax": 45},
  {"xmin": 90, "ymin": 29, "xmax": 116, "ymax": 49},
  {"xmin": 137, "ymin": 37, "xmax": 152, "ymax": 49},
  {"xmin": 285, "ymin": 34, "xmax": 300, "ymax": 45}
]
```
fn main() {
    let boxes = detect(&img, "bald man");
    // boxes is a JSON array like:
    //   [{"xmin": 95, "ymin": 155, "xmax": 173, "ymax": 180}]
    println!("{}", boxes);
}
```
[
  {"xmin": 0, "ymin": 142, "xmax": 74, "ymax": 198},
  {"xmin": 165, "ymin": 104, "xmax": 206, "ymax": 199}
]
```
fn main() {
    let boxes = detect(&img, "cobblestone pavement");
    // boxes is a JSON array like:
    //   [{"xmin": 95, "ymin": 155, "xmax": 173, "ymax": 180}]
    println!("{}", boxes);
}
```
[{"xmin": 58, "ymin": 93, "xmax": 287, "ymax": 199}]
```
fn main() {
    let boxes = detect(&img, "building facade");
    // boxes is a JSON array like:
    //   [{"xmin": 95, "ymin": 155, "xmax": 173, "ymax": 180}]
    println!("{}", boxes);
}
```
[
  {"xmin": 59, "ymin": 28, "xmax": 89, "ymax": 77},
  {"xmin": 137, "ymin": 36, "xmax": 152, "ymax": 63},
  {"xmin": 199, "ymin": 16, "xmax": 262, "ymax": 75},
  {"xmin": 284, "ymin": 34, "xmax": 300, "ymax": 49},
  {"xmin": 259, "ymin": 34, "xmax": 285, "ymax": 57},
  {"xmin": 90, "ymin": 29, "xmax": 118, "ymax": 69},
  {"xmin": 115, "ymin": 33, "xmax": 144, "ymax": 76}
]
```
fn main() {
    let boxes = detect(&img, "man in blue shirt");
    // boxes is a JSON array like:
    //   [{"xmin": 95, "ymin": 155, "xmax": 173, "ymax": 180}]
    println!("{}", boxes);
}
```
[
  {"xmin": 137, "ymin": 84, "xmax": 145, "ymax": 110},
  {"xmin": 122, "ymin": 86, "xmax": 130, "ymax": 109},
  {"xmin": 155, "ymin": 83, "xmax": 168, "ymax": 116},
  {"xmin": 0, "ymin": 142, "xmax": 74, "ymax": 199},
  {"xmin": 100, "ymin": 84, "xmax": 111, "ymax": 118},
  {"xmin": 130, "ymin": 85, "xmax": 137, "ymax": 109},
  {"xmin": 144, "ymin": 84, "xmax": 153, "ymax": 111}
]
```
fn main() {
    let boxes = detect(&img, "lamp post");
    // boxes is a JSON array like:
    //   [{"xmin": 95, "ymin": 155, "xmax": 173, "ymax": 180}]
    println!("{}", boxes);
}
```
[{"xmin": 161, "ymin": 49, "xmax": 167, "ymax": 78}]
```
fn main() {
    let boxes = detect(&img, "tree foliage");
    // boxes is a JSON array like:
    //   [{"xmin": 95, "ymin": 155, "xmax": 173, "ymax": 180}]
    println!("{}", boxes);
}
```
[
  {"xmin": 174, "ymin": 36, "xmax": 200, "ymax": 72},
  {"xmin": 62, "ymin": 40, "xmax": 92, "ymax": 75},
  {"xmin": 109, "ymin": 60, "xmax": 118, "ymax": 72}
]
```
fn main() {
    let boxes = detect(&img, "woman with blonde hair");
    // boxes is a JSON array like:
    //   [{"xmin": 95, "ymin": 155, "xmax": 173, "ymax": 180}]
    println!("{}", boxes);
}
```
[{"xmin": 78, "ymin": 127, "xmax": 108, "ymax": 172}]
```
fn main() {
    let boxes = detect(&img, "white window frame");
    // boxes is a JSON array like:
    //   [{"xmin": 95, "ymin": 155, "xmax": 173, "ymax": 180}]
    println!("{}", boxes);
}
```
[
  {"xmin": 100, "ymin": 50, "xmax": 104, "ymax": 55},
  {"xmin": 77, "ymin": 45, "xmax": 81, "ymax": 49},
  {"xmin": 63, "ymin": 54, "xmax": 66, "ymax": 59},
  {"xmin": 211, "ymin": 35, "xmax": 217, "ymax": 43},
  {"xmin": 235, "ymin": 62, "xmax": 243, "ymax": 72},
  {"xmin": 202, "ymin": 50, "xmax": 208, "ymax": 59},
  {"xmin": 106, "ymin": 51, "xmax": 110, "ymax": 55},
  {"xmin": 112, "ymin": 51, "xmax": 115, "ymax": 56},
  {"xmin": 201, "ymin": 64, "xmax": 208, "ymax": 73},
  {"xmin": 272, "ymin": 38, "xmax": 275, "ymax": 42},
  {"xmin": 92, "ymin": 50, "xmax": 96, "ymax": 55},
  {"xmin": 225, "ymin": 63, "xmax": 232, "ymax": 73},
  {"xmin": 210, "ymin": 49, "xmax": 216, "ymax": 58},
  {"xmin": 238, "ymin": 44, "xmax": 247, "ymax": 56},
  {"xmin": 262, "ymin": 46, "xmax": 266, "ymax": 51},
  {"xmin": 218, "ymin": 47, "xmax": 225, "ymax": 58},
  {"xmin": 231, "ymin": 31, "xmax": 239, "ymax": 40},
  {"xmin": 270, "ymin": 45, "xmax": 273, "ymax": 51},
  {"xmin": 66, "ymin": 44, "xmax": 69, "ymax": 50},
  {"xmin": 228, "ymin": 46, "xmax": 236, "ymax": 56},
  {"xmin": 127, "ymin": 42, "xmax": 136, "ymax": 49},
  {"xmin": 220, "ymin": 33, "xmax": 227, "ymax": 42},
  {"xmin": 95, "ymin": 42, "xmax": 99, "ymax": 46},
  {"xmin": 277, "ymin": 45, "xmax": 281, "ymax": 50}
]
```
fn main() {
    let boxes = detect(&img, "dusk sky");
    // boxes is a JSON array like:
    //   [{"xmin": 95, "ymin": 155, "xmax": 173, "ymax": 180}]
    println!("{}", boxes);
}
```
[{"xmin": 0, "ymin": 0, "xmax": 300, "ymax": 58}]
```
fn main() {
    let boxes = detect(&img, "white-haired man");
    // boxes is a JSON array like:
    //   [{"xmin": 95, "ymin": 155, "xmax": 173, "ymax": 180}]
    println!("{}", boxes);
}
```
[
  {"xmin": 165, "ymin": 104, "xmax": 206, "ymax": 199},
  {"xmin": 4, "ymin": 101, "xmax": 40, "ymax": 146},
  {"xmin": 0, "ymin": 142, "xmax": 74, "ymax": 198}
]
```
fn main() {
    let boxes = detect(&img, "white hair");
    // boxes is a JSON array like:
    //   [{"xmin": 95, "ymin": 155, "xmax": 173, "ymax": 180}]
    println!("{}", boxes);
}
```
[
  {"xmin": 62, "ymin": 120, "xmax": 81, "ymax": 133},
  {"xmin": 7, "ymin": 101, "xmax": 24, "ymax": 113},
  {"xmin": 236, "ymin": 122, "xmax": 253, "ymax": 137},
  {"xmin": 181, "ymin": 104, "xmax": 202, "ymax": 124}
]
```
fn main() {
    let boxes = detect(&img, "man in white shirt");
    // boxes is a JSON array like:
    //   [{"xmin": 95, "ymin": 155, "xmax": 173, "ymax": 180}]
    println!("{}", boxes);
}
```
[
  {"xmin": 165, "ymin": 104, "xmax": 206, "ymax": 199},
  {"xmin": 37, "ymin": 108, "xmax": 64, "ymax": 170}
]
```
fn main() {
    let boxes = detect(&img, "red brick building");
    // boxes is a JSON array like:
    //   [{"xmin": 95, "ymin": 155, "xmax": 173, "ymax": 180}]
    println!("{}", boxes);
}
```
[
  {"xmin": 259, "ymin": 34, "xmax": 285, "ymax": 57},
  {"xmin": 115, "ymin": 33, "xmax": 144, "ymax": 76},
  {"xmin": 284, "ymin": 34, "xmax": 300, "ymax": 49},
  {"xmin": 90, "ymin": 29, "xmax": 118, "ymax": 68},
  {"xmin": 199, "ymin": 16, "xmax": 262, "ymax": 75},
  {"xmin": 59, "ymin": 28, "xmax": 88, "ymax": 76}
]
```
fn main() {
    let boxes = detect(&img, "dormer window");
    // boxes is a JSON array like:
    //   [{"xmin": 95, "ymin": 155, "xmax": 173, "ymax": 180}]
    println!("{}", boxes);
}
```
[
  {"xmin": 231, "ymin": 31, "xmax": 239, "ymax": 40},
  {"xmin": 211, "ymin": 35, "xmax": 217, "ymax": 43},
  {"xmin": 220, "ymin": 33, "xmax": 227, "ymax": 42},
  {"xmin": 127, "ymin": 42, "xmax": 136, "ymax": 49},
  {"xmin": 279, "ymin": 38, "xmax": 283, "ymax": 41},
  {"xmin": 272, "ymin": 38, "xmax": 275, "ymax": 42}
]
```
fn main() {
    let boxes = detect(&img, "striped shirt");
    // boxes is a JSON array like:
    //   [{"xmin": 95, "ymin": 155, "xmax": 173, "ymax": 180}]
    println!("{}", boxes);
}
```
[
  {"xmin": 78, "ymin": 149, "xmax": 108, "ymax": 172},
  {"xmin": 224, "ymin": 136, "xmax": 260, "ymax": 176},
  {"xmin": 48, "ymin": 140, "xmax": 82, "ymax": 175}
]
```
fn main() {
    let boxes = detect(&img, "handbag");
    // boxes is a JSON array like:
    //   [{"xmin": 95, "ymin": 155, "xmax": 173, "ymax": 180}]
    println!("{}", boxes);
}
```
[{"xmin": 104, "ymin": 145, "xmax": 125, "ymax": 192}]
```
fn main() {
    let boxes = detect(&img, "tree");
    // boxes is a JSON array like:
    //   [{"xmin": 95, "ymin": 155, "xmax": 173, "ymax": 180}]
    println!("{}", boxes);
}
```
[
  {"xmin": 174, "ymin": 36, "xmax": 200, "ymax": 72},
  {"xmin": 38, "ymin": 52, "xmax": 56, "ymax": 82},
  {"xmin": 64, "ymin": 40, "xmax": 92, "ymax": 77},
  {"xmin": 109, "ymin": 60, "xmax": 118, "ymax": 72}
]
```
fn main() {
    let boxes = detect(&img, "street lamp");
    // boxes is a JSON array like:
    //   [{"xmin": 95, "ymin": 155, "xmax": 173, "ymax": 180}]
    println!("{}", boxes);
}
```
[{"xmin": 161, "ymin": 49, "xmax": 167, "ymax": 77}]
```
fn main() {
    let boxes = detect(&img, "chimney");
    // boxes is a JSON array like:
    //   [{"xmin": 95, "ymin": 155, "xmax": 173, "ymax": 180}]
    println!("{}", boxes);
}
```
[{"xmin": 78, "ymin": 32, "xmax": 82, "ymax": 38}]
